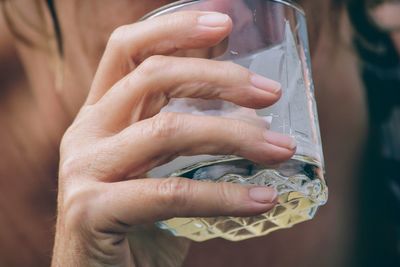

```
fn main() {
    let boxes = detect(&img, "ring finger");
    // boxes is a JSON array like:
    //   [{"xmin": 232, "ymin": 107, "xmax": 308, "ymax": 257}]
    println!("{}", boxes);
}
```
[
  {"xmin": 94, "ymin": 56, "xmax": 281, "ymax": 130},
  {"xmin": 92, "ymin": 113, "xmax": 295, "ymax": 182}
]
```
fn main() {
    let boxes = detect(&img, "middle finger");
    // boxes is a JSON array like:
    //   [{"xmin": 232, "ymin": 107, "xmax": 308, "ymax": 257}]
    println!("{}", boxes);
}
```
[
  {"xmin": 87, "ymin": 11, "xmax": 233, "ymax": 104},
  {"xmin": 91, "ymin": 113, "xmax": 295, "ymax": 181},
  {"xmin": 95, "ymin": 56, "xmax": 281, "ymax": 130}
]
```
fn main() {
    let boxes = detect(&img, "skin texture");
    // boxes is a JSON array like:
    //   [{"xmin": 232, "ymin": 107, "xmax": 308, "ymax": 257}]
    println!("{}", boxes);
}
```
[
  {"xmin": 52, "ymin": 9, "xmax": 298, "ymax": 267},
  {"xmin": 0, "ymin": 0, "xmax": 369, "ymax": 266}
]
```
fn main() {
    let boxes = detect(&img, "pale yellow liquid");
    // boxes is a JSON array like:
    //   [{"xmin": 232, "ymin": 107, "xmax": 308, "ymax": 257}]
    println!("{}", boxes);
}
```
[{"xmin": 156, "ymin": 156, "xmax": 328, "ymax": 241}]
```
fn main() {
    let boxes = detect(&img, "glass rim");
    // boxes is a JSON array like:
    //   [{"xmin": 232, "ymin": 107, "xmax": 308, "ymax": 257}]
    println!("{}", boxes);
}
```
[{"xmin": 140, "ymin": 0, "xmax": 305, "ymax": 21}]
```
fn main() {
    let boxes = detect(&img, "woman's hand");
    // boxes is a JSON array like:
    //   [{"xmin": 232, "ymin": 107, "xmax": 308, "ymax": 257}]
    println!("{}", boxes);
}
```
[{"xmin": 52, "ymin": 11, "xmax": 296, "ymax": 267}]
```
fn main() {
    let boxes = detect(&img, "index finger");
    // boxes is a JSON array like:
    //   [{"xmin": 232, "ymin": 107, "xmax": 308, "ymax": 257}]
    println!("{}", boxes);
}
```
[{"xmin": 87, "ymin": 11, "xmax": 233, "ymax": 105}]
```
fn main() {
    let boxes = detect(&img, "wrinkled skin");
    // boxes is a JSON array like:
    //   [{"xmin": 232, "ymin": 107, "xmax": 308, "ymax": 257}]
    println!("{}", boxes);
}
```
[
  {"xmin": 52, "ymin": 3, "xmax": 297, "ymax": 266},
  {"xmin": 0, "ymin": 0, "xmax": 369, "ymax": 267}
]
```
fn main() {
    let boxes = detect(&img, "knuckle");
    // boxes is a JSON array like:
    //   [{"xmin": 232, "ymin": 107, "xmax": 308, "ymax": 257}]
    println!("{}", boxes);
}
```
[
  {"xmin": 157, "ymin": 177, "xmax": 192, "ymax": 209},
  {"xmin": 60, "ymin": 149, "xmax": 120, "ymax": 182},
  {"xmin": 59, "ymin": 138, "xmax": 121, "ymax": 182},
  {"xmin": 61, "ymin": 184, "xmax": 99, "ymax": 232},
  {"xmin": 216, "ymin": 183, "xmax": 236, "ymax": 211},
  {"xmin": 230, "ymin": 119, "xmax": 248, "ymax": 142},
  {"xmin": 219, "ymin": 61, "xmax": 248, "ymax": 82},
  {"xmin": 150, "ymin": 112, "xmax": 183, "ymax": 139},
  {"xmin": 108, "ymin": 25, "xmax": 130, "ymax": 49},
  {"xmin": 137, "ymin": 55, "xmax": 168, "ymax": 76},
  {"xmin": 61, "ymin": 184, "xmax": 125, "ymax": 259},
  {"xmin": 222, "ymin": 61, "xmax": 238, "ymax": 70},
  {"xmin": 58, "ymin": 151, "xmax": 101, "ymax": 182},
  {"xmin": 59, "ymin": 132, "xmax": 72, "ymax": 156},
  {"xmin": 163, "ymin": 11, "xmax": 198, "ymax": 29},
  {"xmin": 59, "ymin": 155, "xmax": 83, "ymax": 181},
  {"xmin": 221, "ymin": 61, "xmax": 240, "ymax": 74}
]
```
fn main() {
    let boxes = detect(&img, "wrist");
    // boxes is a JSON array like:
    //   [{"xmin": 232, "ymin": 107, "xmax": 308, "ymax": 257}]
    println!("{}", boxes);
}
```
[{"xmin": 52, "ymin": 190, "xmax": 95, "ymax": 267}]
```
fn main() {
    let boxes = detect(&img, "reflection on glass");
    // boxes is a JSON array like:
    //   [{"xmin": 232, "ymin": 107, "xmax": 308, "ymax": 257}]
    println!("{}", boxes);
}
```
[{"xmin": 144, "ymin": 0, "xmax": 328, "ymax": 242}]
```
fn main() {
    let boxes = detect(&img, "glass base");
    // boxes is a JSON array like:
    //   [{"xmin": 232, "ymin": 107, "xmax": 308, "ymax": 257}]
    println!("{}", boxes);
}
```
[{"xmin": 156, "ymin": 156, "xmax": 328, "ymax": 242}]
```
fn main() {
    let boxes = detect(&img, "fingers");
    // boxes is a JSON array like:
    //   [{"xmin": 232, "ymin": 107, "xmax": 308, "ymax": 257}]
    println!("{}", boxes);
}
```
[
  {"xmin": 87, "ymin": 11, "xmax": 233, "ymax": 105},
  {"xmin": 94, "ymin": 178, "xmax": 278, "ymax": 230},
  {"xmin": 94, "ymin": 113, "xmax": 295, "ymax": 181},
  {"xmin": 94, "ymin": 56, "xmax": 281, "ymax": 129}
]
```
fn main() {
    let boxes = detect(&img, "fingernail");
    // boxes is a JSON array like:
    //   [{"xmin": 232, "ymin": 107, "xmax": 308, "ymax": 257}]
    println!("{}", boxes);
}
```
[
  {"xmin": 249, "ymin": 187, "xmax": 278, "ymax": 203},
  {"xmin": 264, "ymin": 131, "xmax": 297, "ymax": 150},
  {"xmin": 250, "ymin": 74, "xmax": 281, "ymax": 94},
  {"xmin": 198, "ymin": 13, "xmax": 230, "ymax": 27}
]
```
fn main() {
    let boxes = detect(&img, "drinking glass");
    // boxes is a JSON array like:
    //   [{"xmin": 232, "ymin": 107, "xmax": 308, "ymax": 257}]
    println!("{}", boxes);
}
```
[{"xmin": 144, "ymin": 0, "xmax": 328, "ymax": 242}]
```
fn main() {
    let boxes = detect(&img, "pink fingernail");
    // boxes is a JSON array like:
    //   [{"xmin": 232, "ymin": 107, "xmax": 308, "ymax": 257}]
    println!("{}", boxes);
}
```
[
  {"xmin": 249, "ymin": 187, "xmax": 278, "ymax": 203},
  {"xmin": 250, "ymin": 74, "xmax": 281, "ymax": 94},
  {"xmin": 198, "ymin": 13, "xmax": 230, "ymax": 27},
  {"xmin": 264, "ymin": 131, "xmax": 297, "ymax": 151}
]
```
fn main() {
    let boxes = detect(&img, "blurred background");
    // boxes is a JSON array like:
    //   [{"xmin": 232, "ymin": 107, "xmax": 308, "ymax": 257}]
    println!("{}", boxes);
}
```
[{"xmin": 0, "ymin": 0, "xmax": 399, "ymax": 267}]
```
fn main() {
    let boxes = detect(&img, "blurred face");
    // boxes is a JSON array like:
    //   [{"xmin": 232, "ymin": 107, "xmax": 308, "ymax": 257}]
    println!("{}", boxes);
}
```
[{"xmin": 369, "ymin": 2, "xmax": 400, "ymax": 54}]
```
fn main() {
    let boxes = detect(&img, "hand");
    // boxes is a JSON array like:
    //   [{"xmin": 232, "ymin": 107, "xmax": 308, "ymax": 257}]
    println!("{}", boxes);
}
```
[{"xmin": 52, "ymin": 11, "xmax": 296, "ymax": 267}]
